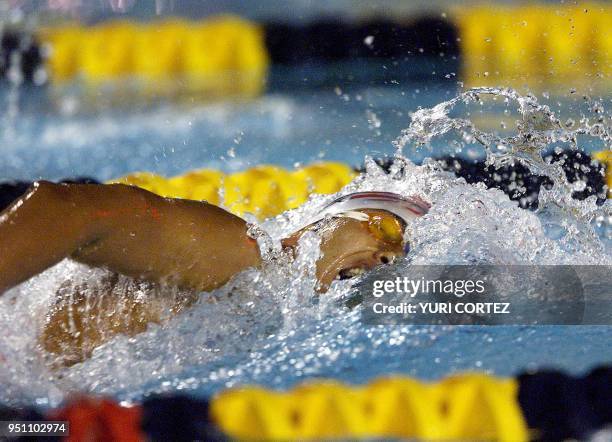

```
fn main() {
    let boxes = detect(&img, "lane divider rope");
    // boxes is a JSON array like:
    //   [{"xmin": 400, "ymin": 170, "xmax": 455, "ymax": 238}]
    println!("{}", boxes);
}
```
[
  {"xmin": 1, "ymin": 368, "xmax": 610, "ymax": 441},
  {"xmin": 7, "ymin": 4, "xmax": 605, "ymax": 93},
  {"xmin": 108, "ymin": 162, "xmax": 357, "ymax": 219}
]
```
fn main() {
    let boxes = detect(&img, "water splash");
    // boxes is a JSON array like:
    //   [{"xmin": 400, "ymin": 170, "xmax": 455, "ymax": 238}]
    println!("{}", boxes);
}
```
[
  {"xmin": 394, "ymin": 87, "xmax": 610, "ymax": 158},
  {"xmin": 394, "ymin": 86, "xmax": 610, "ymax": 257},
  {"xmin": 0, "ymin": 87, "xmax": 609, "ymax": 407}
]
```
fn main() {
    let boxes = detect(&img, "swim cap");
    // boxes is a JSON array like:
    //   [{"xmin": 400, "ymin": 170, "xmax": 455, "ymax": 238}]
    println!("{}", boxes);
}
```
[
  {"xmin": 318, "ymin": 191, "xmax": 430, "ymax": 224},
  {"xmin": 296, "ymin": 191, "xmax": 430, "ymax": 237}
]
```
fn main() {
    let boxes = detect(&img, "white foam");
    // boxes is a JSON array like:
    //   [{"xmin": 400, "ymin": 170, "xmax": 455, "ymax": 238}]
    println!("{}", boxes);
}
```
[{"xmin": 0, "ymin": 88, "xmax": 609, "ymax": 407}]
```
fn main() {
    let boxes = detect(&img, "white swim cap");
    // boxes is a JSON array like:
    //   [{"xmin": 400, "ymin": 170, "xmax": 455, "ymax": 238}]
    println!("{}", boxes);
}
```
[{"xmin": 298, "ymin": 191, "xmax": 430, "ymax": 232}]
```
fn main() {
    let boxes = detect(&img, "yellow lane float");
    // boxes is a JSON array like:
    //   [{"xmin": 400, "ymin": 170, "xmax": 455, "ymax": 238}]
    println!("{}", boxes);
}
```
[
  {"xmin": 109, "ymin": 162, "xmax": 357, "ymax": 219},
  {"xmin": 210, "ymin": 374, "xmax": 529, "ymax": 441}
]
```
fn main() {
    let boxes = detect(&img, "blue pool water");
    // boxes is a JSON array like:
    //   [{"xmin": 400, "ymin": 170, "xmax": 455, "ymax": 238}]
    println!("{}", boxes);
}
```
[
  {"xmin": 0, "ymin": 81, "xmax": 609, "ymax": 406},
  {"xmin": 1, "ymin": 82, "xmax": 607, "ymax": 181}
]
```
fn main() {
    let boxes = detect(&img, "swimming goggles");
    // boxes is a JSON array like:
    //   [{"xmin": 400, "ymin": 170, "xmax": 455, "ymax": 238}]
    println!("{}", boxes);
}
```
[{"xmin": 305, "ymin": 191, "xmax": 430, "ymax": 245}]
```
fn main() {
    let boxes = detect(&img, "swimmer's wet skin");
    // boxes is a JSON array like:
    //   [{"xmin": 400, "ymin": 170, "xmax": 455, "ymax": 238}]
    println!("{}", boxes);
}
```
[
  {"xmin": 0, "ymin": 183, "xmax": 427, "ymax": 364},
  {"xmin": 0, "ymin": 182, "xmax": 261, "ymax": 294}
]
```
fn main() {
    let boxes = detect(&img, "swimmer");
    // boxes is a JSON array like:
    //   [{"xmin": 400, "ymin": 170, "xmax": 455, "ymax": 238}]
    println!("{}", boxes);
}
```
[{"xmin": 0, "ymin": 182, "xmax": 429, "ymax": 364}]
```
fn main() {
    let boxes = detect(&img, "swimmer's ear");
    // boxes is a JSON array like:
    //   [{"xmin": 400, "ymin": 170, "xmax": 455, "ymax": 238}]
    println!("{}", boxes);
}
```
[
  {"xmin": 280, "ymin": 219, "xmax": 330, "ymax": 252},
  {"xmin": 281, "ymin": 233, "xmax": 300, "ymax": 251},
  {"xmin": 281, "ymin": 220, "xmax": 333, "ymax": 259},
  {"xmin": 281, "ymin": 227, "xmax": 310, "ymax": 256}
]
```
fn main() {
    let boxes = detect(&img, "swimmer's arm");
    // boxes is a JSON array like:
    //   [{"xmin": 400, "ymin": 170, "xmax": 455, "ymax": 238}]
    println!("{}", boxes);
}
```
[
  {"xmin": 0, "ymin": 182, "xmax": 262, "ymax": 294},
  {"xmin": 0, "ymin": 181, "xmax": 95, "ymax": 293}
]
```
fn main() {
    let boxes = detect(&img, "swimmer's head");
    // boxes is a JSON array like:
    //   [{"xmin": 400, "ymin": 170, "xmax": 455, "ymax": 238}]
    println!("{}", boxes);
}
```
[{"xmin": 283, "ymin": 192, "xmax": 430, "ymax": 291}]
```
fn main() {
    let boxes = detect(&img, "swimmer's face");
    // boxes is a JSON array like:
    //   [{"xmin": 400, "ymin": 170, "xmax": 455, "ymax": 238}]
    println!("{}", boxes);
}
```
[{"xmin": 283, "ymin": 210, "xmax": 407, "ymax": 292}]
